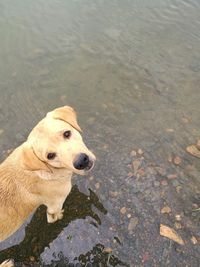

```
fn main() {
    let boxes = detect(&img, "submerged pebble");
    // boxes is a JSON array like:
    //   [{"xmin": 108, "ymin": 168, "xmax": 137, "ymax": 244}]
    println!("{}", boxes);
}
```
[
  {"xmin": 128, "ymin": 217, "xmax": 139, "ymax": 232},
  {"xmin": 120, "ymin": 207, "xmax": 127, "ymax": 215}
]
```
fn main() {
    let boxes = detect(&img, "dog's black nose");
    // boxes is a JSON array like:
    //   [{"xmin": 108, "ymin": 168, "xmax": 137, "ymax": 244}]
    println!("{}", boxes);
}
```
[{"xmin": 73, "ymin": 153, "xmax": 90, "ymax": 170}]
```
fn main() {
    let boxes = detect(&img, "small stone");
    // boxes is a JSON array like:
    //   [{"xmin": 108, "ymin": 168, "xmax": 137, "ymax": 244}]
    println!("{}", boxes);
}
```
[
  {"xmin": 138, "ymin": 149, "xmax": 144, "ymax": 155},
  {"xmin": 191, "ymin": 236, "xmax": 198, "ymax": 245},
  {"xmin": 166, "ymin": 128, "xmax": 174, "ymax": 132},
  {"xmin": 175, "ymin": 222, "xmax": 182, "ymax": 229},
  {"xmin": 167, "ymin": 174, "xmax": 177, "ymax": 180},
  {"xmin": 175, "ymin": 214, "xmax": 181, "ymax": 221},
  {"xmin": 130, "ymin": 150, "xmax": 137, "ymax": 157},
  {"xmin": 127, "ymin": 213, "xmax": 131, "ymax": 218},
  {"xmin": 89, "ymin": 176, "xmax": 94, "ymax": 181},
  {"xmin": 0, "ymin": 129, "xmax": 4, "ymax": 135},
  {"xmin": 29, "ymin": 256, "xmax": 35, "ymax": 262},
  {"xmin": 120, "ymin": 207, "xmax": 127, "ymax": 215},
  {"xmin": 173, "ymin": 156, "xmax": 182, "ymax": 165},
  {"xmin": 95, "ymin": 183, "xmax": 100, "ymax": 190},
  {"xmin": 161, "ymin": 180, "xmax": 168, "ymax": 186},
  {"xmin": 161, "ymin": 206, "xmax": 171, "ymax": 214},
  {"xmin": 128, "ymin": 217, "xmax": 138, "ymax": 232},
  {"xmin": 109, "ymin": 191, "xmax": 118, "ymax": 198}
]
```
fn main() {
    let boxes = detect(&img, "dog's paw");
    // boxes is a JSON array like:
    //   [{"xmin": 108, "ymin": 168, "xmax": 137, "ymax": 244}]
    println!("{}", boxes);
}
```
[
  {"xmin": 0, "ymin": 259, "xmax": 14, "ymax": 267},
  {"xmin": 47, "ymin": 209, "xmax": 64, "ymax": 223},
  {"xmin": 57, "ymin": 209, "xmax": 64, "ymax": 220}
]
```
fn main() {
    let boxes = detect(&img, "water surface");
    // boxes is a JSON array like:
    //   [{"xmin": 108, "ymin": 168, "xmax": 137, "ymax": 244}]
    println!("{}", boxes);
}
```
[{"xmin": 0, "ymin": 0, "xmax": 200, "ymax": 266}]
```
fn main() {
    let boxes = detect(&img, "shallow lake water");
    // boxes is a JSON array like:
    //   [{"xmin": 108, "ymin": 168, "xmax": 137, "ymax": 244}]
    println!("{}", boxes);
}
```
[{"xmin": 0, "ymin": 0, "xmax": 200, "ymax": 266}]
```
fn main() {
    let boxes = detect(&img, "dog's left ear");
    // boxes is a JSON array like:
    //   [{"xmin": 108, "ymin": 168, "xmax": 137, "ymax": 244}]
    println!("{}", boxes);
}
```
[
  {"xmin": 21, "ymin": 144, "xmax": 51, "ymax": 172},
  {"xmin": 47, "ymin": 106, "xmax": 82, "ymax": 132}
]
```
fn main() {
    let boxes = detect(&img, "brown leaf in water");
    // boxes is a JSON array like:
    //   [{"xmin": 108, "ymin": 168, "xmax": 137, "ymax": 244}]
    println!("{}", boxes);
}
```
[
  {"xmin": 160, "ymin": 224, "xmax": 184, "ymax": 245},
  {"xmin": 196, "ymin": 140, "xmax": 200, "ymax": 149},
  {"xmin": 186, "ymin": 145, "xmax": 200, "ymax": 158},
  {"xmin": 132, "ymin": 160, "xmax": 141, "ymax": 174}
]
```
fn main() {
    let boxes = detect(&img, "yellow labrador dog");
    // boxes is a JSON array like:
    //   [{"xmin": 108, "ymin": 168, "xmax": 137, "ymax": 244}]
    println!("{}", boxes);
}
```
[{"xmin": 0, "ymin": 106, "xmax": 95, "ymax": 267}]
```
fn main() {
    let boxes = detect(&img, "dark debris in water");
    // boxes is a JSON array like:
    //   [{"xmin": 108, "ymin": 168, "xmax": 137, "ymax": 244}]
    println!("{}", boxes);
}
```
[
  {"xmin": 0, "ymin": 186, "xmax": 128, "ymax": 267},
  {"xmin": 6, "ymin": 244, "xmax": 129, "ymax": 267}
]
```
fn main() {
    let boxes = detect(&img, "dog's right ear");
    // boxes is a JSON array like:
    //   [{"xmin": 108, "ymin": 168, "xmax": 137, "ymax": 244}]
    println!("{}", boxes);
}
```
[
  {"xmin": 21, "ymin": 144, "xmax": 51, "ymax": 172},
  {"xmin": 47, "ymin": 106, "xmax": 82, "ymax": 132}
]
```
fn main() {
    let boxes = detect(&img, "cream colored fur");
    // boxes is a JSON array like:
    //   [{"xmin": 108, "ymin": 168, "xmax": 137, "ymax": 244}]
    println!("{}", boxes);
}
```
[{"xmin": 0, "ymin": 106, "xmax": 95, "ymax": 266}]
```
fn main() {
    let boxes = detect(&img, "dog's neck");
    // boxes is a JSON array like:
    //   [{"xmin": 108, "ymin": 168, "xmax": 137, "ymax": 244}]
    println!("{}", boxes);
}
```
[{"xmin": 35, "ymin": 168, "xmax": 73, "ymax": 181}]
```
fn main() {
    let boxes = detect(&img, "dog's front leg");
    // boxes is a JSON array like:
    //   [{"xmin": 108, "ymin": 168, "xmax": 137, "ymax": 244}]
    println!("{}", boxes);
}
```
[
  {"xmin": 46, "ymin": 203, "xmax": 64, "ymax": 223},
  {"xmin": 45, "ymin": 179, "xmax": 72, "ymax": 223},
  {"xmin": 0, "ymin": 260, "xmax": 14, "ymax": 267}
]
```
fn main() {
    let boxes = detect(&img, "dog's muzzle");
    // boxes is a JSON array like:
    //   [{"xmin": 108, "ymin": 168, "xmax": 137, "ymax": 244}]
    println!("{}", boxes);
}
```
[{"xmin": 73, "ymin": 153, "xmax": 94, "ymax": 171}]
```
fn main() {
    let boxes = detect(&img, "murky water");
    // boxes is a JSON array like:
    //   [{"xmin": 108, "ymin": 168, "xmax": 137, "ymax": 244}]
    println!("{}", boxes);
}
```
[{"xmin": 0, "ymin": 0, "xmax": 200, "ymax": 266}]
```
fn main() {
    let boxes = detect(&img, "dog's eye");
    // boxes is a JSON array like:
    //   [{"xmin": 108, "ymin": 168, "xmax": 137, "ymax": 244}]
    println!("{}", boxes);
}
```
[
  {"xmin": 63, "ymin": 130, "xmax": 71, "ymax": 139},
  {"xmin": 47, "ymin": 152, "xmax": 56, "ymax": 160}
]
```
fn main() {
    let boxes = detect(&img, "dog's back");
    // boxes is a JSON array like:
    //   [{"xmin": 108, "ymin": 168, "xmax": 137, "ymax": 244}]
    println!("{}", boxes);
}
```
[{"xmin": 0, "ymin": 148, "xmax": 39, "ymax": 242}]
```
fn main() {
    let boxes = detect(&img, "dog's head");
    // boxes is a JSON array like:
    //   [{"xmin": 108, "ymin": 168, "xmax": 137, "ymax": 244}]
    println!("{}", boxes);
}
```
[{"xmin": 21, "ymin": 106, "xmax": 96, "ymax": 175}]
